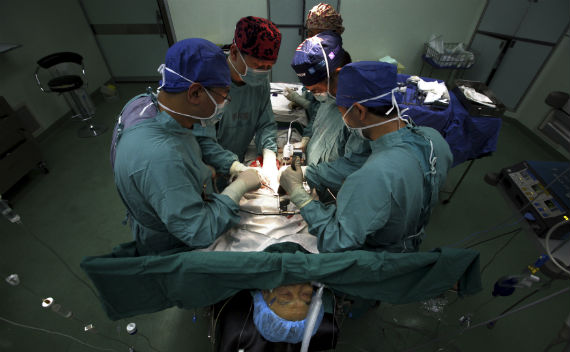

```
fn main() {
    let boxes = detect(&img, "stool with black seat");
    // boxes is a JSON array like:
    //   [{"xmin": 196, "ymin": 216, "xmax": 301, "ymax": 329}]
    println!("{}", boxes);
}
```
[{"xmin": 34, "ymin": 52, "xmax": 107, "ymax": 138}]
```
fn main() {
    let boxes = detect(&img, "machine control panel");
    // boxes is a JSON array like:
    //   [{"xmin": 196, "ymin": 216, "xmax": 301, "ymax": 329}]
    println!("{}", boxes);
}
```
[{"xmin": 508, "ymin": 168, "xmax": 565, "ymax": 219}]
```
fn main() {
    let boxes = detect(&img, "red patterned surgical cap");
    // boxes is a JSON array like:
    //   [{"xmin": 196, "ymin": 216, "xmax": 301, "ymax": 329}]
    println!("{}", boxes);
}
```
[{"xmin": 234, "ymin": 16, "xmax": 282, "ymax": 61}]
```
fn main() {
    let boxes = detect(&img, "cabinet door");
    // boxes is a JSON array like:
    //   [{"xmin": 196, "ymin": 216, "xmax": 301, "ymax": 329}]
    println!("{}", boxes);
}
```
[
  {"xmin": 464, "ymin": 33, "xmax": 506, "ymax": 83},
  {"xmin": 489, "ymin": 41, "xmax": 552, "ymax": 109},
  {"xmin": 81, "ymin": 0, "xmax": 171, "ymax": 81},
  {"xmin": 516, "ymin": 0, "xmax": 570, "ymax": 43},
  {"xmin": 269, "ymin": 0, "xmax": 304, "ymax": 83},
  {"xmin": 478, "ymin": 0, "xmax": 529, "ymax": 36},
  {"xmin": 271, "ymin": 27, "xmax": 303, "ymax": 83}
]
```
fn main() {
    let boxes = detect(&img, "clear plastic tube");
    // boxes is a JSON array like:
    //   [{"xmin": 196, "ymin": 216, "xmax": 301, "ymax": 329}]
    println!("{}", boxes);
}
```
[{"xmin": 300, "ymin": 284, "xmax": 324, "ymax": 352}]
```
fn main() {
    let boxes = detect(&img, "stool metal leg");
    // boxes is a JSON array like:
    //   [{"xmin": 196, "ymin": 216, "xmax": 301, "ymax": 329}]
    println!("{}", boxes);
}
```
[{"xmin": 67, "ymin": 90, "xmax": 107, "ymax": 138}]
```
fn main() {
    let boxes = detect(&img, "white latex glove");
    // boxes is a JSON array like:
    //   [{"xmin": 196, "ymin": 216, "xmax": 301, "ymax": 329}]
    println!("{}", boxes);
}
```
[
  {"xmin": 284, "ymin": 87, "xmax": 311, "ymax": 109},
  {"xmin": 229, "ymin": 161, "xmax": 247, "ymax": 178},
  {"xmin": 261, "ymin": 149, "xmax": 279, "ymax": 192},
  {"xmin": 221, "ymin": 169, "xmax": 262, "ymax": 204},
  {"xmin": 229, "ymin": 161, "xmax": 268, "ymax": 184},
  {"xmin": 292, "ymin": 136, "xmax": 310, "ymax": 152},
  {"xmin": 278, "ymin": 164, "xmax": 306, "ymax": 181}
]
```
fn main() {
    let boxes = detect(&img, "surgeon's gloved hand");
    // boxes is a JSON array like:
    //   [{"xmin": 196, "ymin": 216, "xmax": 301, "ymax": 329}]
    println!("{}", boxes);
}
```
[
  {"xmin": 279, "ymin": 157, "xmax": 312, "ymax": 209},
  {"xmin": 221, "ymin": 169, "xmax": 262, "ymax": 204},
  {"xmin": 229, "ymin": 161, "xmax": 248, "ymax": 177},
  {"xmin": 229, "ymin": 160, "xmax": 269, "ymax": 185},
  {"xmin": 262, "ymin": 149, "xmax": 279, "ymax": 192},
  {"xmin": 284, "ymin": 87, "xmax": 311, "ymax": 110},
  {"xmin": 293, "ymin": 136, "xmax": 310, "ymax": 153}
]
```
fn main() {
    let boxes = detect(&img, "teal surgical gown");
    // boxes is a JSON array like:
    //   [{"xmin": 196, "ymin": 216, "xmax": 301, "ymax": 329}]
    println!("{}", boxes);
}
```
[
  {"xmin": 301, "ymin": 125, "xmax": 453, "ymax": 253},
  {"xmin": 113, "ymin": 100, "xmax": 240, "ymax": 255},
  {"xmin": 305, "ymin": 129, "xmax": 371, "ymax": 193},
  {"xmin": 305, "ymin": 100, "xmax": 346, "ymax": 166},
  {"xmin": 194, "ymin": 80, "xmax": 278, "ymax": 172}
]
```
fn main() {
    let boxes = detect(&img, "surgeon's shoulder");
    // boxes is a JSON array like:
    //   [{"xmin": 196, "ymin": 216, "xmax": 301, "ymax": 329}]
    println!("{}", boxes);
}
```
[
  {"xmin": 353, "ymin": 148, "xmax": 408, "ymax": 180},
  {"xmin": 414, "ymin": 125, "xmax": 444, "ymax": 140},
  {"xmin": 416, "ymin": 126, "xmax": 453, "ymax": 163}
]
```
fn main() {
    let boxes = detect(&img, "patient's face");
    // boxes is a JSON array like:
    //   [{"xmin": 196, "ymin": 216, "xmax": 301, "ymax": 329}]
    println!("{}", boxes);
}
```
[{"xmin": 262, "ymin": 283, "xmax": 313, "ymax": 321}]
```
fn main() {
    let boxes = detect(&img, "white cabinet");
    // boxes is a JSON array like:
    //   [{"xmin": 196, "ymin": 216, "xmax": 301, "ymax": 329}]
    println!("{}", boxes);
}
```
[
  {"xmin": 271, "ymin": 27, "xmax": 303, "ymax": 83},
  {"xmin": 489, "ymin": 41, "xmax": 552, "ymax": 109},
  {"xmin": 515, "ymin": 0, "xmax": 570, "ymax": 43},
  {"xmin": 478, "ymin": 0, "xmax": 530, "ymax": 36},
  {"xmin": 464, "ymin": 34, "xmax": 506, "ymax": 82},
  {"xmin": 470, "ymin": 0, "xmax": 569, "ymax": 110}
]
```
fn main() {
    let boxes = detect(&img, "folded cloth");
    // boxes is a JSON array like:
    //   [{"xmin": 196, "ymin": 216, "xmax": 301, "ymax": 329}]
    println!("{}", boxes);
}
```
[
  {"xmin": 418, "ymin": 79, "xmax": 449, "ymax": 104},
  {"xmin": 459, "ymin": 86, "xmax": 496, "ymax": 108}
]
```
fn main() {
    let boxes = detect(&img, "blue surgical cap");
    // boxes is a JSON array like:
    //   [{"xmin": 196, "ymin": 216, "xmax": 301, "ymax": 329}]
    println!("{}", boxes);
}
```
[
  {"xmin": 336, "ymin": 61, "xmax": 402, "ymax": 108},
  {"xmin": 291, "ymin": 31, "xmax": 345, "ymax": 86},
  {"xmin": 251, "ymin": 291, "xmax": 324, "ymax": 344},
  {"xmin": 159, "ymin": 38, "xmax": 230, "ymax": 93}
]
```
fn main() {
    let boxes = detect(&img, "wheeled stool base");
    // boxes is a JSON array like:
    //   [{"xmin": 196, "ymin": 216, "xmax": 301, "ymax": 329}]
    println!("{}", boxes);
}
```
[{"xmin": 78, "ymin": 123, "xmax": 107, "ymax": 138}]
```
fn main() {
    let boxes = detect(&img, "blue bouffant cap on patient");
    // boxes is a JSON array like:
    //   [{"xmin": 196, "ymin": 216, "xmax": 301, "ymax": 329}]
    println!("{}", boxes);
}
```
[
  {"xmin": 336, "ymin": 61, "xmax": 402, "ymax": 108},
  {"xmin": 291, "ymin": 31, "xmax": 345, "ymax": 86},
  {"xmin": 252, "ymin": 290, "xmax": 324, "ymax": 343},
  {"xmin": 159, "ymin": 38, "xmax": 230, "ymax": 92}
]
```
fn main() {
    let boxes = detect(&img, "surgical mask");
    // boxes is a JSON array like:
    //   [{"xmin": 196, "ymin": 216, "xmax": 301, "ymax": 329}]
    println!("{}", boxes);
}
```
[
  {"xmin": 156, "ymin": 64, "xmax": 227, "ymax": 127},
  {"xmin": 342, "ymin": 88, "xmax": 409, "ymax": 140},
  {"xmin": 228, "ymin": 50, "xmax": 270, "ymax": 86},
  {"xmin": 313, "ymin": 92, "xmax": 330, "ymax": 103}
]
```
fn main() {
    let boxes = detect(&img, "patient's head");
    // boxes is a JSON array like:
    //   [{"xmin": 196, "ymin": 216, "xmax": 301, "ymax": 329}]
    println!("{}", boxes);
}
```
[
  {"xmin": 262, "ymin": 283, "xmax": 314, "ymax": 321},
  {"xmin": 252, "ymin": 283, "xmax": 324, "ymax": 343}
]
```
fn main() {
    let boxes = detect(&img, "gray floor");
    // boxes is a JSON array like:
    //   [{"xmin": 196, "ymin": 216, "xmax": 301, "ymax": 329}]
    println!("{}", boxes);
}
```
[{"xmin": 0, "ymin": 83, "xmax": 569, "ymax": 352}]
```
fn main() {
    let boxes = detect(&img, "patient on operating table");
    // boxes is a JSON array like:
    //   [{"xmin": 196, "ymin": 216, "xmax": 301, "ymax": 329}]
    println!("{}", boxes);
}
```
[
  {"xmin": 201, "ymin": 167, "xmax": 319, "ymax": 253},
  {"xmin": 216, "ymin": 283, "xmax": 338, "ymax": 351}
]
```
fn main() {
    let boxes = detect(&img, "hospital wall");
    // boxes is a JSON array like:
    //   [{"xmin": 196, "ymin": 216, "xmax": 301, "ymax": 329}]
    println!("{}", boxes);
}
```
[
  {"xmin": 506, "ymin": 31, "xmax": 570, "ymax": 159},
  {"xmin": 168, "ymin": 0, "xmax": 267, "ymax": 46},
  {"xmin": 340, "ymin": 0, "xmax": 486, "ymax": 74},
  {"xmin": 0, "ymin": 0, "xmax": 110, "ymax": 136},
  {"xmin": 169, "ymin": 0, "xmax": 486, "ymax": 75}
]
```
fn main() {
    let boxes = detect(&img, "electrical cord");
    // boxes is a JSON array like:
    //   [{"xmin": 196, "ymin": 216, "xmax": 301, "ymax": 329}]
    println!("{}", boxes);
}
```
[
  {"xmin": 446, "ymin": 219, "xmax": 524, "ymax": 249},
  {"xmin": 442, "ymin": 165, "xmax": 570, "ymax": 249},
  {"xmin": 71, "ymin": 316, "xmax": 135, "ymax": 351},
  {"xmin": 403, "ymin": 286, "xmax": 570, "ymax": 352},
  {"xmin": 211, "ymin": 294, "xmax": 238, "ymax": 347},
  {"xmin": 237, "ymin": 301, "xmax": 253, "ymax": 350},
  {"xmin": 545, "ymin": 220, "xmax": 570, "ymax": 276},
  {"xmin": 486, "ymin": 278, "xmax": 557, "ymax": 329},
  {"xmin": 0, "ymin": 315, "xmax": 118, "ymax": 352},
  {"xmin": 479, "ymin": 229, "xmax": 522, "ymax": 275},
  {"xmin": 138, "ymin": 332, "xmax": 162, "ymax": 352},
  {"xmin": 18, "ymin": 221, "xmax": 101, "ymax": 301},
  {"xmin": 4, "ymin": 223, "xmax": 162, "ymax": 352},
  {"xmin": 2, "ymin": 270, "xmax": 161, "ymax": 352},
  {"xmin": 464, "ymin": 227, "xmax": 522, "ymax": 249}
]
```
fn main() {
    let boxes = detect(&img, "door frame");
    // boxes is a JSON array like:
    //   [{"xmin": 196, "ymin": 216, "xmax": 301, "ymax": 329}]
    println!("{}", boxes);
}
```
[{"xmin": 78, "ymin": 0, "xmax": 177, "ymax": 82}]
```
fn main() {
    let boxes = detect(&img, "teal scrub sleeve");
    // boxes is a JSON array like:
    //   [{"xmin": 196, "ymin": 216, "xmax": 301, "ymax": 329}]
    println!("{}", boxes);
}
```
[
  {"xmin": 192, "ymin": 124, "xmax": 239, "ymax": 174},
  {"xmin": 302, "ymin": 90, "xmax": 319, "ymax": 137},
  {"xmin": 254, "ymin": 93, "xmax": 278, "ymax": 155},
  {"xmin": 143, "ymin": 159, "xmax": 240, "ymax": 248},
  {"xmin": 300, "ymin": 170, "xmax": 390, "ymax": 253},
  {"xmin": 305, "ymin": 131, "xmax": 370, "ymax": 192}
]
